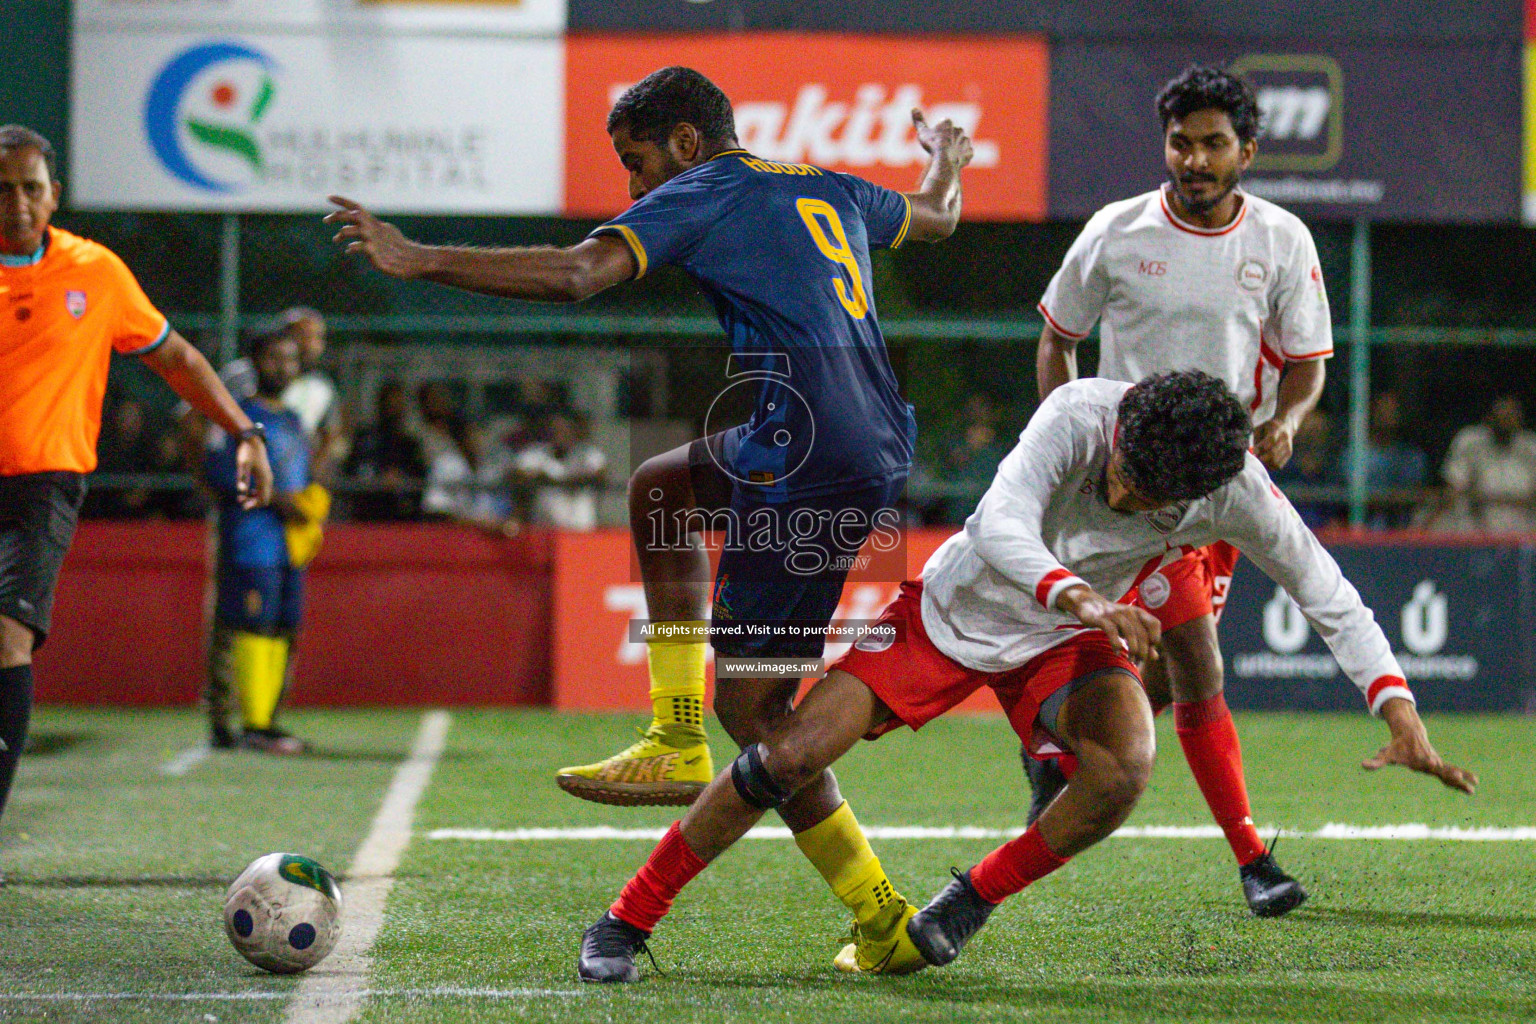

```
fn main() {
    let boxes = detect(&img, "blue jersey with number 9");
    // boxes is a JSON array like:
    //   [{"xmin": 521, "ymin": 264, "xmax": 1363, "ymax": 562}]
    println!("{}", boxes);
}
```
[{"xmin": 590, "ymin": 151, "xmax": 917, "ymax": 501}]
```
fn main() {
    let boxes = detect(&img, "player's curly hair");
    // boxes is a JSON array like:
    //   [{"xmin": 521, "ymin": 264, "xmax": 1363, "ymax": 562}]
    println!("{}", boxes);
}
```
[
  {"xmin": 0, "ymin": 124, "xmax": 57, "ymax": 179},
  {"xmin": 606, "ymin": 66, "xmax": 738, "ymax": 146},
  {"xmin": 1116, "ymin": 370, "xmax": 1251, "ymax": 503},
  {"xmin": 1155, "ymin": 65, "xmax": 1261, "ymax": 144}
]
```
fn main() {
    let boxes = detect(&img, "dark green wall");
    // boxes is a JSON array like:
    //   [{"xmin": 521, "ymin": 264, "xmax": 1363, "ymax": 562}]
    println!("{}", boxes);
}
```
[{"xmin": 0, "ymin": 1, "xmax": 70, "ymax": 161}]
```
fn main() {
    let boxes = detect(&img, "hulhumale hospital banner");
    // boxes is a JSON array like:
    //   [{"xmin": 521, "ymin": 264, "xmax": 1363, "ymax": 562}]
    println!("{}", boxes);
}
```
[
  {"xmin": 1049, "ymin": 41, "xmax": 1522, "ymax": 223},
  {"xmin": 69, "ymin": 31, "xmax": 565, "ymax": 213}
]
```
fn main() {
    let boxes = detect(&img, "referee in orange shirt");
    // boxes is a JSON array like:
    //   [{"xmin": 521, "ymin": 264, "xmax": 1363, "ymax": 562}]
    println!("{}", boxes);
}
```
[{"xmin": 0, "ymin": 125, "xmax": 273, "ymax": 845}]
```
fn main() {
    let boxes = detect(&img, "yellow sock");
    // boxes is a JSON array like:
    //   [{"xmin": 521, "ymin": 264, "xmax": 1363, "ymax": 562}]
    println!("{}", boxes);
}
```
[
  {"xmin": 233, "ymin": 632, "xmax": 284, "ymax": 731},
  {"xmin": 794, "ymin": 801, "xmax": 902, "ymax": 927},
  {"xmin": 647, "ymin": 621, "xmax": 707, "ymax": 738}
]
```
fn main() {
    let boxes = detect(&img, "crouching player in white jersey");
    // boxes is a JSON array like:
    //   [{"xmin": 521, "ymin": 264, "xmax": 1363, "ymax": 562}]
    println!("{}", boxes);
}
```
[
  {"xmin": 1032, "ymin": 65, "xmax": 1338, "ymax": 915},
  {"xmin": 576, "ymin": 371, "xmax": 1475, "ymax": 982}
]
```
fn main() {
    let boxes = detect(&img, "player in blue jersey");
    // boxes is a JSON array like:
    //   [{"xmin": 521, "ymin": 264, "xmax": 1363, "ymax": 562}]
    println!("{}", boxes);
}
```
[
  {"xmin": 206, "ymin": 330, "xmax": 328, "ymax": 755},
  {"xmin": 327, "ymin": 65, "xmax": 971, "ymax": 973}
]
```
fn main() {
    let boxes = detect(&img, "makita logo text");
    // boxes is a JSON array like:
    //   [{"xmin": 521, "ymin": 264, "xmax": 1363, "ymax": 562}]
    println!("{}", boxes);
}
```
[
  {"xmin": 609, "ymin": 83, "xmax": 1001, "ymax": 169},
  {"xmin": 1257, "ymin": 87, "xmax": 1330, "ymax": 142}
]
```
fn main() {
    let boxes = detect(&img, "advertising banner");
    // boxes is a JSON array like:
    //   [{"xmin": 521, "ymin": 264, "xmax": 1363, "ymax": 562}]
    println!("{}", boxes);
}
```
[
  {"xmin": 75, "ymin": 0, "xmax": 567, "ymax": 36},
  {"xmin": 557, "ymin": 532, "xmax": 1536, "ymax": 716},
  {"xmin": 1050, "ymin": 42, "xmax": 1522, "ymax": 223},
  {"xmin": 548, "ymin": 528, "xmax": 1009, "ymax": 713},
  {"xmin": 70, "ymin": 31, "xmax": 564, "ymax": 213},
  {"xmin": 569, "ymin": 1, "xmax": 1522, "ymax": 42},
  {"xmin": 1221, "ymin": 540, "xmax": 1536, "ymax": 713},
  {"xmin": 563, "ymin": 33, "xmax": 1049, "ymax": 221}
]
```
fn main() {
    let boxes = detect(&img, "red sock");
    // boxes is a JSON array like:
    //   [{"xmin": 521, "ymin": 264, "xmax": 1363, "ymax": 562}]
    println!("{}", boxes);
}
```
[
  {"xmin": 1174, "ymin": 693, "xmax": 1266, "ymax": 866},
  {"xmin": 610, "ymin": 822, "xmax": 708, "ymax": 932},
  {"xmin": 969, "ymin": 825, "xmax": 1070, "ymax": 904}
]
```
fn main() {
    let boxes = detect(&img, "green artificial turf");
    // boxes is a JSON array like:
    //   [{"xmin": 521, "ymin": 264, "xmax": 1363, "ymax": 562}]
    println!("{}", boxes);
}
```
[{"xmin": 2, "ymin": 708, "xmax": 1532, "ymax": 1023}]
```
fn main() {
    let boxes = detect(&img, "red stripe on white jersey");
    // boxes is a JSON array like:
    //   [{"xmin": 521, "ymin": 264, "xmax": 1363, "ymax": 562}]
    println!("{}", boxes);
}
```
[{"xmin": 1036, "ymin": 568, "xmax": 1073, "ymax": 608}]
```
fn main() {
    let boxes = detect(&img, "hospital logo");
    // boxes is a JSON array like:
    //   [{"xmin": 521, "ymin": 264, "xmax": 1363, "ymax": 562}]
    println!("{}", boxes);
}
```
[{"xmin": 145, "ymin": 41, "xmax": 281, "ymax": 193}]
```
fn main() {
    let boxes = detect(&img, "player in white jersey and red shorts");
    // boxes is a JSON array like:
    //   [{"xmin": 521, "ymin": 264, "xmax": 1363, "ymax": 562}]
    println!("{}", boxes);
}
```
[
  {"xmin": 1031, "ymin": 65, "xmax": 1334, "ymax": 916},
  {"xmin": 575, "ymin": 371, "xmax": 1475, "ymax": 982}
]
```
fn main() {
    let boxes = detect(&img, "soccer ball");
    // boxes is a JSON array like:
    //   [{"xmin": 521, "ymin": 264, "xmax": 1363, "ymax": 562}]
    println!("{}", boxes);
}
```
[{"xmin": 223, "ymin": 853, "xmax": 343, "ymax": 974}]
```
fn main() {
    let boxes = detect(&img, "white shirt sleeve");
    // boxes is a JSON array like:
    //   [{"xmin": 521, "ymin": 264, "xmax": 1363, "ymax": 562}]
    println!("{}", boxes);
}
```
[
  {"xmin": 967, "ymin": 389, "xmax": 1092, "ymax": 610},
  {"xmin": 1038, "ymin": 213, "xmax": 1111, "ymax": 341},
  {"xmin": 1217, "ymin": 462, "xmax": 1411, "ymax": 715},
  {"xmin": 1272, "ymin": 224, "xmax": 1334, "ymax": 361}
]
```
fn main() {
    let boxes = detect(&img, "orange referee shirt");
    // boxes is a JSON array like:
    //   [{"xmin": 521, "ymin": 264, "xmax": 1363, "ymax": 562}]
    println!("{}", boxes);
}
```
[{"xmin": 0, "ymin": 227, "xmax": 170, "ymax": 476}]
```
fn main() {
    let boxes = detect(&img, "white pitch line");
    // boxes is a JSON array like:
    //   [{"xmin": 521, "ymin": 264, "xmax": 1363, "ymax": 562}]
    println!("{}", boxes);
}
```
[
  {"xmin": 284, "ymin": 710, "xmax": 452, "ymax": 1024},
  {"xmin": 158, "ymin": 744, "xmax": 212, "ymax": 777},
  {"xmin": 428, "ymin": 823, "xmax": 1536, "ymax": 843},
  {"xmin": 0, "ymin": 987, "xmax": 583, "ymax": 1004}
]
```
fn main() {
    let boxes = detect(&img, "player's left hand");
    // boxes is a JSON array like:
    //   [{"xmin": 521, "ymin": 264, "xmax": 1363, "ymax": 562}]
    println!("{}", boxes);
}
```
[
  {"xmin": 1252, "ymin": 418, "xmax": 1296, "ymax": 471},
  {"xmin": 236, "ymin": 436, "xmax": 274, "ymax": 510},
  {"xmin": 1364, "ymin": 697, "xmax": 1477, "ymax": 794},
  {"xmin": 912, "ymin": 109, "xmax": 974, "ymax": 169},
  {"xmin": 325, "ymin": 196, "xmax": 425, "ymax": 279}
]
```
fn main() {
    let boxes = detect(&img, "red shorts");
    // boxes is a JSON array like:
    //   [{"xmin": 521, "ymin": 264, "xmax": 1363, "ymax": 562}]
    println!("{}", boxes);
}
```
[
  {"xmin": 1127, "ymin": 541, "xmax": 1240, "ymax": 630},
  {"xmin": 831, "ymin": 581, "xmax": 1139, "ymax": 757}
]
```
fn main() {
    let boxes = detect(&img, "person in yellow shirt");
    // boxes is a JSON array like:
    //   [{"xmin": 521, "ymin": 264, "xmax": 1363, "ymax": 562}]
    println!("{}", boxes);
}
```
[{"xmin": 0, "ymin": 125, "xmax": 273, "ymax": 850}]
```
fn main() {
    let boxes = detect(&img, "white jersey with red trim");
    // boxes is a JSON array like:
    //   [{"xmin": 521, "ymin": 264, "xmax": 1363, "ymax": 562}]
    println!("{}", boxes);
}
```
[
  {"xmin": 1038, "ymin": 186, "xmax": 1332, "ymax": 425},
  {"xmin": 918, "ymin": 379, "xmax": 1410, "ymax": 715}
]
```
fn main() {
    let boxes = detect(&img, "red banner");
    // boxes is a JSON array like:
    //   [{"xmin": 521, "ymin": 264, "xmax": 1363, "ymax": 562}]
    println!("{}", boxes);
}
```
[
  {"xmin": 564, "ymin": 33, "xmax": 1049, "ymax": 221},
  {"xmin": 550, "ymin": 527, "xmax": 1002, "ymax": 715}
]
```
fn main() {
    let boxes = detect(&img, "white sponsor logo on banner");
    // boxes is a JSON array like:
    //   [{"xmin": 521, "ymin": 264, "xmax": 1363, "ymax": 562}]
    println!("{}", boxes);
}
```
[{"xmin": 70, "ymin": 32, "xmax": 563, "ymax": 213}]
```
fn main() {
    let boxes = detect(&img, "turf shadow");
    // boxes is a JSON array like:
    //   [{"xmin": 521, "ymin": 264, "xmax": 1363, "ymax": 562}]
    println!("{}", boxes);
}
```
[
  {"xmin": 7, "ymin": 874, "xmax": 232, "ymax": 890},
  {"xmin": 22, "ymin": 731, "xmax": 96, "ymax": 757}
]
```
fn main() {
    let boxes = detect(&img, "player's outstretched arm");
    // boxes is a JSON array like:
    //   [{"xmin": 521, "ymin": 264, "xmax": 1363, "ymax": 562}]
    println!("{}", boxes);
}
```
[
  {"xmin": 325, "ymin": 197, "xmax": 637, "ymax": 302},
  {"xmin": 142, "ymin": 332, "xmax": 273, "ymax": 509},
  {"xmin": 903, "ymin": 110, "xmax": 973, "ymax": 243},
  {"xmin": 1363, "ymin": 697, "xmax": 1477, "ymax": 795},
  {"xmin": 1253, "ymin": 358, "xmax": 1326, "ymax": 471}
]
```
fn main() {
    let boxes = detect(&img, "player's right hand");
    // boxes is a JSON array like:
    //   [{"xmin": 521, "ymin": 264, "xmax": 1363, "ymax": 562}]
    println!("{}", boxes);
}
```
[
  {"xmin": 1058, "ymin": 586, "xmax": 1162, "ymax": 663},
  {"xmin": 236, "ymin": 436, "xmax": 274, "ymax": 510},
  {"xmin": 912, "ymin": 109, "xmax": 975, "ymax": 169},
  {"xmin": 324, "ymin": 196, "xmax": 424, "ymax": 279}
]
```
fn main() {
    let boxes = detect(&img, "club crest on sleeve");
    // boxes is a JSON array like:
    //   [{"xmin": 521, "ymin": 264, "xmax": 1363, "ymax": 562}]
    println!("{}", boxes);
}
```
[{"xmin": 65, "ymin": 290, "xmax": 87, "ymax": 319}]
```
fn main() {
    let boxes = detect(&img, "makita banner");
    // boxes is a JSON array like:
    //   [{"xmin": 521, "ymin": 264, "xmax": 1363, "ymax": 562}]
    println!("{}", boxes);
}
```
[
  {"xmin": 569, "ymin": 1, "xmax": 1522, "ymax": 42},
  {"xmin": 1050, "ymin": 42, "xmax": 1522, "ymax": 222},
  {"xmin": 563, "ymin": 33, "xmax": 1048, "ymax": 221},
  {"xmin": 1221, "ymin": 540, "xmax": 1536, "ymax": 713}
]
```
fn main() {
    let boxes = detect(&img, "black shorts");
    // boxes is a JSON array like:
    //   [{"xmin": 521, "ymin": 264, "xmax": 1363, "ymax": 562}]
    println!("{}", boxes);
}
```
[
  {"xmin": 0, "ymin": 472, "xmax": 86, "ymax": 647},
  {"xmin": 688, "ymin": 431, "xmax": 907, "ymax": 659}
]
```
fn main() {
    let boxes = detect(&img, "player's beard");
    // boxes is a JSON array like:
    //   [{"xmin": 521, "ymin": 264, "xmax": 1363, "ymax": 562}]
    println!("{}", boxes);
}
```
[{"xmin": 1171, "ymin": 165, "xmax": 1242, "ymax": 216}]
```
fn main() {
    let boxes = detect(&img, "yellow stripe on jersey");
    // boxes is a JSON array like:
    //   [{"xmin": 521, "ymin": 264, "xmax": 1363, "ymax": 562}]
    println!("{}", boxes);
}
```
[
  {"xmin": 891, "ymin": 195, "xmax": 914, "ymax": 249},
  {"xmin": 597, "ymin": 224, "xmax": 648, "ymax": 279}
]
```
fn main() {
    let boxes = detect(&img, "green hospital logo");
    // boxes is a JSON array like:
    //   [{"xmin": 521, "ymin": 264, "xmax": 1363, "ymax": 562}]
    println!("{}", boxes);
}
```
[{"xmin": 146, "ymin": 41, "xmax": 281, "ymax": 193}]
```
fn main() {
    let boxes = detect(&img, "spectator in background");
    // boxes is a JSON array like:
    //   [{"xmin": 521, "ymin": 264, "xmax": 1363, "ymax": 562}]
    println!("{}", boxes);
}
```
[
  {"xmin": 85, "ymin": 398, "xmax": 174, "ymax": 519},
  {"xmin": 1439, "ymin": 394, "xmax": 1536, "ymax": 532},
  {"xmin": 940, "ymin": 393, "xmax": 1009, "ymax": 524},
  {"xmin": 275, "ymin": 308, "xmax": 347, "ymax": 475},
  {"xmin": 345, "ymin": 380, "xmax": 427, "ymax": 521},
  {"xmin": 416, "ymin": 381, "xmax": 460, "ymax": 464},
  {"xmin": 1271, "ymin": 408, "xmax": 1344, "ymax": 529},
  {"xmin": 513, "ymin": 411, "xmax": 607, "ymax": 530},
  {"xmin": 422, "ymin": 416, "xmax": 518, "ymax": 537},
  {"xmin": 1363, "ymin": 391, "xmax": 1428, "ymax": 530}
]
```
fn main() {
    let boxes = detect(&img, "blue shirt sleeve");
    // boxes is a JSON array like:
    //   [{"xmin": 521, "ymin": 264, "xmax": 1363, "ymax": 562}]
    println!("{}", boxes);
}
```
[
  {"xmin": 834, "ymin": 174, "xmax": 913, "ymax": 250},
  {"xmin": 587, "ymin": 175, "xmax": 719, "ymax": 278}
]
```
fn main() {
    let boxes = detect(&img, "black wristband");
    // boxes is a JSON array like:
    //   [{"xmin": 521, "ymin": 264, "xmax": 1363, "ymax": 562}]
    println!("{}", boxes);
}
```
[{"xmin": 238, "ymin": 423, "xmax": 267, "ymax": 443}]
